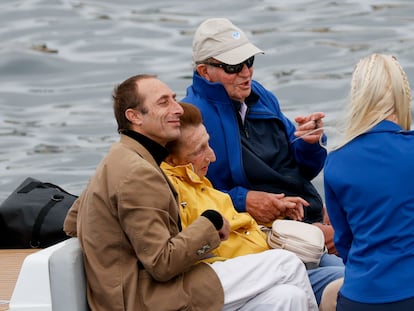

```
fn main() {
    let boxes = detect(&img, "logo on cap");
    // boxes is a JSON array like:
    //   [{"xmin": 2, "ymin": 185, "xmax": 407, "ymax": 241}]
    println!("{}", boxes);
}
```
[{"xmin": 232, "ymin": 31, "xmax": 241, "ymax": 40}]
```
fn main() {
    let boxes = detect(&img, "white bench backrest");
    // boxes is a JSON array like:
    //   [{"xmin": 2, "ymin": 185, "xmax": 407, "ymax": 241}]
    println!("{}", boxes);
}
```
[{"xmin": 9, "ymin": 238, "xmax": 89, "ymax": 311}]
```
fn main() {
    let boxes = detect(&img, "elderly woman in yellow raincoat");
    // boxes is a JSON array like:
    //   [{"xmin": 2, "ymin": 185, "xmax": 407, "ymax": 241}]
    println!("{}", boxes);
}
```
[{"xmin": 161, "ymin": 103, "xmax": 269, "ymax": 260}]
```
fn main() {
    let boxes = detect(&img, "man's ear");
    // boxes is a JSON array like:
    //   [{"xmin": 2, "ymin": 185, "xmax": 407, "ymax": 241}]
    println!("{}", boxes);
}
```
[
  {"xmin": 196, "ymin": 64, "xmax": 211, "ymax": 81},
  {"xmin": 125, "ymin": 108, "xmax": 143, "ymax": 126}
]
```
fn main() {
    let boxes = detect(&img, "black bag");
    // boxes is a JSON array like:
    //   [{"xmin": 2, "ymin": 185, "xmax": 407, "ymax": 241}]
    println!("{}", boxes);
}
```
[{"xmin": 0, "ymin": 177, "xmax": 78, "ymax": 248}]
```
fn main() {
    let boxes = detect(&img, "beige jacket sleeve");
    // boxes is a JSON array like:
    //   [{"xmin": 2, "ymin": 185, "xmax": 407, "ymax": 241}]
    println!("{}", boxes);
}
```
[{"xmin": 63, "ymin": 197, "xmax": 80, "ymax": 237}]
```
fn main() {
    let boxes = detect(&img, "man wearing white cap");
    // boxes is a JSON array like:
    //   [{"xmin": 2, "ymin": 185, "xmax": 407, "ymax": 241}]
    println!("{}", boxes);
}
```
[{"xmin": 182, "ymin": 18, "xmax": 344, "ymax": 307}]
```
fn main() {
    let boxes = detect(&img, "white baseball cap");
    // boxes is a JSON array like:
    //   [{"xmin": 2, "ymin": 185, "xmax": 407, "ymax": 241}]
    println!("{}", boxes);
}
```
[{"xmin": 193, "ymin": 18, "xmax": 264, "ymax": 65}]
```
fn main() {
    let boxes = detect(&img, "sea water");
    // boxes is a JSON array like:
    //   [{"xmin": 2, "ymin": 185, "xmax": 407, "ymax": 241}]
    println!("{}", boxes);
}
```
[{"xmin": 1, "ymin": 0, "xmax": 414, "ymax": 201}]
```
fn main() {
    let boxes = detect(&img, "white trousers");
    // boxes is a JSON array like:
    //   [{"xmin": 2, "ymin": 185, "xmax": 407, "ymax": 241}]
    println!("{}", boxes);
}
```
[{"xmin": 210, "ymin": 249, "xmax": 318, "ymax": 311}]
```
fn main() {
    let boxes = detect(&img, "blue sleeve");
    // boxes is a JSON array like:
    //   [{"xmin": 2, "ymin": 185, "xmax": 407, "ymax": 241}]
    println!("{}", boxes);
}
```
[
  {"xmin": 291, "ymin": 136, "xmax": 327, "ymax": 179},
  {"xmin": 224, "ymin": 186, "xmax": 249, "ymax": 213},
  {"xmin": 284, "ymin": 114, "xmax": 327, "ymax": 179},
  {"xmin": 324, "ymin": 171, "xmax": 352, "ymax": 263}
]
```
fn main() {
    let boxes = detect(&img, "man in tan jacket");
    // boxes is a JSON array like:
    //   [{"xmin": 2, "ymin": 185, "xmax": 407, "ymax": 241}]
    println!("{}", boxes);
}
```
[{"xmin": 64, "ymin": 74, "xmax": 317, "ymax": 311}]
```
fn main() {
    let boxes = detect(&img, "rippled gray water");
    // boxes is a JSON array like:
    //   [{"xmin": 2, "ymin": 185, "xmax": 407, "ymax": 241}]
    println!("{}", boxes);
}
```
[{"xmin": 1, "ymin": 0, "xmax": 414, "ymax": 201}]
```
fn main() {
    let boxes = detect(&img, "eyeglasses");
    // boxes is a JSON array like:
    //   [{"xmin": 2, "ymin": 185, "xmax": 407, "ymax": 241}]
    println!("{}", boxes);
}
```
[{"xmin": 203, "ymin": 56, "xmax": 255, "ymax": 74}]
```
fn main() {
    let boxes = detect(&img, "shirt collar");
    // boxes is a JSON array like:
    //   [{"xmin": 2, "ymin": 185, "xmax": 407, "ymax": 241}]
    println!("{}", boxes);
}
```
[
  {"xmin": 369, "ymin": 120, "xmax": 403, "ymax": 133},
  {"xmin": 162, "ymin": 162, "xmax": 208, "ymax": 185},
  {"xmin": 232, "ymin": 90, "xmax": 260, "ymax": 110}
]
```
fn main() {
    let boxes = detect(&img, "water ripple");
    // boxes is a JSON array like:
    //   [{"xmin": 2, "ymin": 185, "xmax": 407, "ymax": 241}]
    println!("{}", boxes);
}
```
[{"xmin": 1, "ymin": 0, "xmax": 414, "ymax": 199}]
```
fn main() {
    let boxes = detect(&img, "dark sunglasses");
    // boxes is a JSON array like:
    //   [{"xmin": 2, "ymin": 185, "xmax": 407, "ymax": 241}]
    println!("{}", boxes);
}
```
[{"xmin": 203, "ymin": 56, "xmax": 255, "ymax": 74}]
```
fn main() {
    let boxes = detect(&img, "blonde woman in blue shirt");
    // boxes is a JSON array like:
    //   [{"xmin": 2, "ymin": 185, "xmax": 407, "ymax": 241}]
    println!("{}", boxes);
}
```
[{"xmin": 324, "ymin": 54, "xmax": 414, "ymax": 311}]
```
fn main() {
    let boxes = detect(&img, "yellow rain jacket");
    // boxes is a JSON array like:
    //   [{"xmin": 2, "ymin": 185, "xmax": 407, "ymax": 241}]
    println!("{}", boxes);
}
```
[{"xmin": 161, "ymin": 162, "xmax": 269, "ymax": 261}]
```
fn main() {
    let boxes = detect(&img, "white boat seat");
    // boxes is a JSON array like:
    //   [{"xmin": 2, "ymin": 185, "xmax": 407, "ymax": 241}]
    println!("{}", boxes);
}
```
[
  {"xmin": 49, "ymin": 238, "xmax": 89, "ymax": 311},
  {"xmin": 9, "ymin": 238, "xmax": 89, "ymax": 311}
]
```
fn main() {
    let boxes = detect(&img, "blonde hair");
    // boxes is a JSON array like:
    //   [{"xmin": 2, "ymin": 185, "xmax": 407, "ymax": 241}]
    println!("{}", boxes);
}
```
[{"xmin": 335, "ymin": 53, "xmax": 412, "ymax": 149}]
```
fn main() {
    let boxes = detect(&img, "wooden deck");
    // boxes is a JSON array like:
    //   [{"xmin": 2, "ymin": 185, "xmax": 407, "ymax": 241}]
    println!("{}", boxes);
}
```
[{"xmin": 0, "ymin": 249, "xmax": 39, "ymax": 311}]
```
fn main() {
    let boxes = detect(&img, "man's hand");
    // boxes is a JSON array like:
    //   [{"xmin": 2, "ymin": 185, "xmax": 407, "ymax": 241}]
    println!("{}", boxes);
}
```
[
  {"xmin": 282, "ymin": 196, "xmax": 308, "ymax": 221},
  {"xmin": 313, "ymin": 222, "xmax": 338, "ymax": 255},
  {"xmin": 313, "ymin": 206, "xmax": 339, "ymax": 255},
  {"xmin": 294, "ymin": 112, "xmax": 325, "ymax": 144},
  {"xmin": 246, "ymin": 191, "xmax": 308, "ymax": 224}
]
